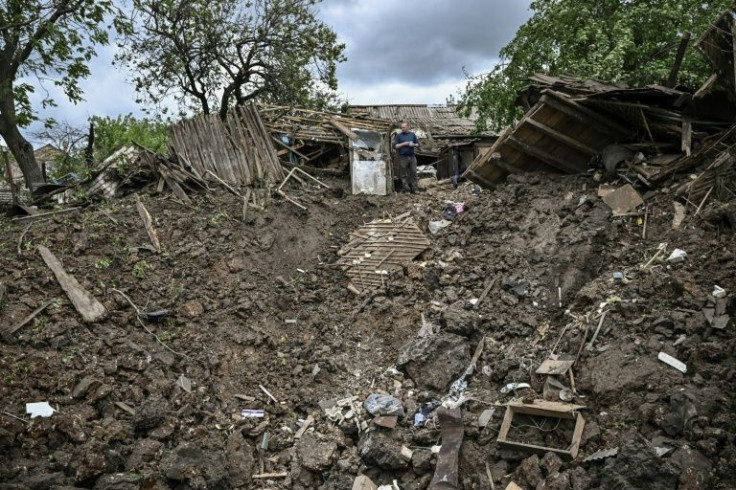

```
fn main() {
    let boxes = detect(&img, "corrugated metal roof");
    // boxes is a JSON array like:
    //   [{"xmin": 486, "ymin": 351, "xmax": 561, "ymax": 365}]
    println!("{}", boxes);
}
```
[{"xmin": 348, "ymin": 104, "xmax": 494, "ymax": 136}]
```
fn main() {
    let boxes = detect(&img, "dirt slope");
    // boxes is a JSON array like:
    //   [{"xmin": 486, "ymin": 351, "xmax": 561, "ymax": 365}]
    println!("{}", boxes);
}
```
[{"xmin": 0, "ymin": 173, "xmax": 734, "ymax": 490}]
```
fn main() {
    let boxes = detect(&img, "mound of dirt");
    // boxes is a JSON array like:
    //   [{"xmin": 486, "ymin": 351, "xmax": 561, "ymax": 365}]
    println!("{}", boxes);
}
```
[{"xmin": 0, "ymin": 172, "xmax": 734, "ymax": 490}]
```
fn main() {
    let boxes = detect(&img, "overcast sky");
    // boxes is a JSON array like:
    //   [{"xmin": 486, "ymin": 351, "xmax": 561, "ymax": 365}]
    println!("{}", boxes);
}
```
[{"xmin": 26, "ymin": 0, "xmax": 531, "ymax": 143}]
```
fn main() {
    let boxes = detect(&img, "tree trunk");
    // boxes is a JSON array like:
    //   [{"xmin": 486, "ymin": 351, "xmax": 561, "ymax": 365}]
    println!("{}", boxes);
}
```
[
  {"xmin": 0, "ymin": 122, "xmax": 43, "ymax": 191},
  {"xmin": 0, "ymin": 84, "xmax": 43, "ymax": 190},
  {"xmin": 85, "ymin": 122, "xmax": 95, "ymax": 168}
]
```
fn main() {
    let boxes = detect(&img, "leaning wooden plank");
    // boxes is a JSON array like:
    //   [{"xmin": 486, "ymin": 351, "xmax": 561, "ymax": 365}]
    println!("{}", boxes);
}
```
[
  {"xmin": 37, "ymin": 246, "xmax": 107, "ymax": 323},
  {"xmin": 135, "ymin": 195, "xmax": 161, "ymax": 253},
  {"xmin": 328, "ymin": 118, "xmax": 359, "ymax": 140},
  {"xmin": 206, "ymin": 169, "xmax": 243, "ymax": 197},
  {"xmin": 159, "ymin": 166, "xmax": 192, "ymax": 205}
]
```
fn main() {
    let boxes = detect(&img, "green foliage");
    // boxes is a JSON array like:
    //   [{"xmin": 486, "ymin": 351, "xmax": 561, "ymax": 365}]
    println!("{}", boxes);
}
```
[
  {"xmin": 132, "ymin": 260, "xmax": 151, "ymax": 279},
  {"xmin": 90, "ymin": 115, "xmax": 170, "ymax": 162},
  {"xmin": 0, "ymin": 1, "xmax": 129, "ymax": 127},
  {"xmin": 209, "ymin": 210, "xmax": 230, "ymax": 227},
  {"xmin": 459, "ymin": 0, "xmax": 732, "ymax": 130},
  {"xmin": 94, "ymin": 258, "xmax": 113, "ymax": 270},
  {"xmin": 117, "ymin": 0, "xmax": 346, "ymax": 119}
]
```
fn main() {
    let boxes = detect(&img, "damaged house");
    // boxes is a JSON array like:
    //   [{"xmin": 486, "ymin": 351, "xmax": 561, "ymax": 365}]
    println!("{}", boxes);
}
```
[{"xmin": 464, "ymin": 9, "xmax": 736, "ymax": 210}]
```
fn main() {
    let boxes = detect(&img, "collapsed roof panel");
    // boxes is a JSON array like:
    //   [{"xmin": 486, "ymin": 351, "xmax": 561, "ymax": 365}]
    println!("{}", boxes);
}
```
[{"xmin": 465, "ymin": 90, "xmax": 629, "ymax": 187}]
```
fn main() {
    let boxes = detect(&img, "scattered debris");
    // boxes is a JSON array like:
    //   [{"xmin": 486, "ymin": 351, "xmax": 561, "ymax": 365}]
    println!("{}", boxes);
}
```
[
  {"xmin": 428, "ymin": 408, "xmax": 463, "ymax": 490},
  {"xmin": 37, "ymin": 245, "xmax": 107, "ymax": 323},
  {"xmin": 135, "ymin": 195, "xmax": 161, "ymax": 253},
  {"xmin": 336, "ymin": 218, "xmax": 430, "ymax": 294},
  {"xmin": 658, "ymin": 352, "xmax": 687, "ymax": 373},
  {"xmin": 667, "ymin": 248, "xmax": 687, "ymax": 262},
  {"xmin": 536, "ymin": 359, "xmax": 575, "ymax": 375},
  {"xmin": 4, "ymin": 298, "xmax": 54, "ymax": 335},
  {"xmin": 364, "ymin": 394, "xmax": 404, "ymax": 417},
  {"xmin": 497, "ymin": 400, "xmax": 586, "ymax": 460},
  {"xmin": 500, "ymin": 382, "xmax": 532, "ymax": 395},
  {"xmin": 583, "ymin": 447, "xmax": 620, "ymax": 462},
  {"xmin": 478, "ymin": 408, "xmax": 495, "ymax": 428},
  {"xmin": 26, "ymin": 402, "xmax": 55, "ymax": 418},
  {"xmin": 600, "ymin": 184, "xmax": 644, "ymax": 216}
]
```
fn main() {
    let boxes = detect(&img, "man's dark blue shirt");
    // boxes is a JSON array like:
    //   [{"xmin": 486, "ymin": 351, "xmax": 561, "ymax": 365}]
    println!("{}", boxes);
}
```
[{"xmin": 395, "ymin": 131, "xmax": 418, "ymax": 156}]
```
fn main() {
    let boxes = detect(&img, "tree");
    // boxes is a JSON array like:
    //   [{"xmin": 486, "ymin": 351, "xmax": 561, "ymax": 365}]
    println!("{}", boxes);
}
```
[
  {"xmin": 31, "ymin": 120, "xmax": 87, "ymax": 154},
  {"xmin": 118, "ymin": 0, "xmax": 346, "ymax": 120},
  {"xmin": 458, "ymin": 0, "xmax": 733, "ymax": 131},
  {"xmin": 90, "ymin": 114, "xmax": 169, "ymax": 161},
  {"xmin": 0, "ymin": 0, "xmax": 126, "ymax": 190}
]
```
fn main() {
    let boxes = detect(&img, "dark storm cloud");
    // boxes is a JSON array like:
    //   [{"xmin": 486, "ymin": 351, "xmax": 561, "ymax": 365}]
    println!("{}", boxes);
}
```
[{"xmin": 319, "ymin": 0, "xmax": 532, "ymax": 87}]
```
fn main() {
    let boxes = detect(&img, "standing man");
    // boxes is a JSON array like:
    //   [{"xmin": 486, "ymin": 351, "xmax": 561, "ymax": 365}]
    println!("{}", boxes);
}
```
[{"xmin": 394, "ymin": 121, "xmax": 420, "ymax": 193}]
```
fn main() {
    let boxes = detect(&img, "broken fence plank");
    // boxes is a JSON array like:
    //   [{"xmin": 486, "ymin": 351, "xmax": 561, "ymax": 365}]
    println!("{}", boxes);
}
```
[
  {"xmin": 37, "ymin": 246, "xmax": 107, "ymax": 323},
  {"xmin": 6, "ymin": 298, "xmax": 55, "ymax": 335},
  {"xmin": 12, "ymin": 207, "xmax": 81, "ymax": 224},
  {"xmin": 135, "ymin": 195, "xmax": 161, "ymax": 253}
]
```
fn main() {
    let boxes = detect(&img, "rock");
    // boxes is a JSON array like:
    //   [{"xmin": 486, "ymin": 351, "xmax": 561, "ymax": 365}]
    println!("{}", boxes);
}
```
[
  {"xmin": 125, "ymin": 439, "xmax": 163, "ymax": 471},
  {"xmin": 297, "ymin": 432, "xmax": 337, "ymax": 472},
  {"xmin": 226, "ymin": 431, "xmax": 255, "ymax": 487},
  {"xmin": 516, "ymin": 454, "xmax": 543, "ymax": 488},
  {"xmin": 541, "ymin": 452, "xmax": 563, "ymax": 476},
  {"xmin": 411, "ymin": 450, "xmax": 434, "ymax": 473},
  {"xmin": 72, "ymin": 377, "xmax": 100, "ymax": 399},
  {"xmin": 20, "ymin": 472, "xmax": 67, "ymax": 490},
  {"xmin": 181, "ymin": 299, "xmax": 204, "ymax": 317},
  {"xmin": 584, "ymin": 344, "xmax": 660, "ymax": 403},
  {"xmin": 358, "ymin": 429, "xmax": 409, "ymax": 470},
  {"xmin": 569, "ymin": 466, "xmax": 591, "ymax": 490},
  {"xmin": 539, "ymin": 471, "xmax": 571, "ymax": 490},
  {"xmin": 441, "ymin": 305, "xmax": 479, "ymax": 337},
  {"xmin": 75, "ymin": 444, "xmax": 109, "ymax": 483},
  {"xmin": 352, "ymin": 475, "xmax": 378, "ymax": 490},
  {"xmin": 133, "ymin": 399, "xmax": 167, "ymax": 432},
  {"xmin": 599, "ymin": 440, "xmax": 679, "ymax": 490},
  {"xmin": 396, "ymin": 334, "xmax": 470, "ymax": 392},
  {"xmin": 670, "ymin": 446, "xmax": 713, "ymax": 488},
  {"xmin": 661, "ymin": 392, "xmax": 698, "ymax": 436},
  {"xmin": 160, "ymin": 444, "xmax": 229, "ymax": 489},
  {"xmin": 93, "ymin": 472, "xmax": 145, "ymax": 490},
  {"xmin": 228, "ymin": 256, "xmax": 246, "ymax": 272}
]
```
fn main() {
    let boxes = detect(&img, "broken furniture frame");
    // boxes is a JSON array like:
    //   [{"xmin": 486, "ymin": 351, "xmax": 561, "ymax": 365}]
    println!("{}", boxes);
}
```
[
  {"xmin": 276, "ymin": 166, "xmax": 330, "ymax": 210},
  {"xmin": 497, "ymin": 400, "xmax": 586, "ymax": 460}
]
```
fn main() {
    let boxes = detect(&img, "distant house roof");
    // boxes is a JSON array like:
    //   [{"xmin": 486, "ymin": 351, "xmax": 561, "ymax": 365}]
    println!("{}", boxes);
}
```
[{"xmin": 348, "ymin": 104, "xmax": 496, "ymax": 137}]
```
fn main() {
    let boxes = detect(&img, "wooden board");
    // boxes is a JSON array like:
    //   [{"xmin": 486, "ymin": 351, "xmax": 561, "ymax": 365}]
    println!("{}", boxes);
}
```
[
  {"xmin": 536, "ymin": 359, "xmax": 575, "ymax": 375},
  {"xmin": 600, "ymin": 184, "xmax": 644, "ymax": 216},
  {"xmin": 38, "ymin": 246, "xmax": 107, "ymax": 323},
  {"xmin": 497, "ymin": 400, "xmax": 586, "ymax": 460}
]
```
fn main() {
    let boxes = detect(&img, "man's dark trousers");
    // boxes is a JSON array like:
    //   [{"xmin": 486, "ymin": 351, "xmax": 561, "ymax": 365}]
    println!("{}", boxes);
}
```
[{"xmin": 397, "ymin": 154, "xmax": 418, "ymax": 192}]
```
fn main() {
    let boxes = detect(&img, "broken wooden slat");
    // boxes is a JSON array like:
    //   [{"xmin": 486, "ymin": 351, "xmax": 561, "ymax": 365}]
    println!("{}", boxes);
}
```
[
  {"xmin": 6, "ymin": 298, "xmax": 55, "ymax": 335},
  {"xmin": 135, "ymin": 195, "xmax": 161, "ymax": 253},
  {"xmin": 12, "ymin": 207, "xmax": 81, "ymax": 224},
  {"xmin": 37, "ymin": 245, "xmax": 107, "ymax": 323},
  {"xmin": 328, "ymin": 118, "xmax": 359, "ymax": 140},
  {"xmin": 523, "ymin": 117, "xmax": 598, "ymax": 156},
  {"xmin": 536, "ymin": 359, "xmax": 576, "ymax": 375}
]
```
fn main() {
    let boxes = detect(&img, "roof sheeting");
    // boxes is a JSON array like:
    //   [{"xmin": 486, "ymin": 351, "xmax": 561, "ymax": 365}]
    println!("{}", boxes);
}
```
[{"xmin": 349, "ymin": 104, "xmax": 494, "ymax": 137}]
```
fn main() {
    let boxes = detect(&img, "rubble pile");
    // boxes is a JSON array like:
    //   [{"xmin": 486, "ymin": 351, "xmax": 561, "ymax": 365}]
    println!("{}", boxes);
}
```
[{"xmin": 0, "ymin": 160, "xmax": 733, "ymax": 489}]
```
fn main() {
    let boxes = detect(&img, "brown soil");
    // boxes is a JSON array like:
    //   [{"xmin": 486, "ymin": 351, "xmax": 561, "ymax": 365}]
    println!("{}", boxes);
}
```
[{"xmin": 0, "ymin": 172, "xmax": 734, "ymax": 490}]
